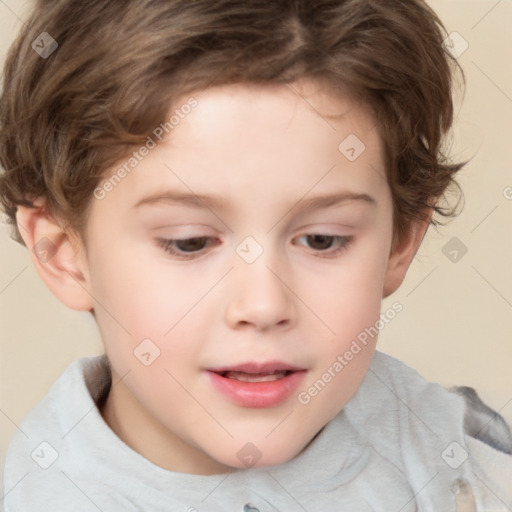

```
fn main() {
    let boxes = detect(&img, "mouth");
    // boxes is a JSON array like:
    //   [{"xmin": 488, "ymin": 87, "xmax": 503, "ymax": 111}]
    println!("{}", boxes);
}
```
[
  {"xmin": 206, "ymin": 362, "xmax": 307, "ymax": 408},
  {"xmin": 218, "ymin": 370, "xmax": 293, "ymax": 382},
  {"xmin": 208, "ymin": 361, "xmax": 304, "ymax": 381}
]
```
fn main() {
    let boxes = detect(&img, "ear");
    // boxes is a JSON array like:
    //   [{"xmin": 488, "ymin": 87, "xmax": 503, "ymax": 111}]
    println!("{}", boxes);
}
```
[
  {"xmin": 15, "ymin": 199, "xmax": 94, "ymax": 311},
  {"xmin": 382, "ymin": 215, "xmax": 430, "ymax": 298}
]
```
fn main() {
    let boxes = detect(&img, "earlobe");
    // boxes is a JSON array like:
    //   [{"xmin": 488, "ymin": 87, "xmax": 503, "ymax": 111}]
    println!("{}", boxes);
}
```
[
  {"xmin": 15, "ymin": 200, "xmax": 94, "ymax": 311},
  {"xmin": 382, "ymin": 216, "xmax": 430, "ymax": 298}
]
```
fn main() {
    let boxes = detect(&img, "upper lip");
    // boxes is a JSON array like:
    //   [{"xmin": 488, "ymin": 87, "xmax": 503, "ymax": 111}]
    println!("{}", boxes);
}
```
[{"xmin": 206, "ymin": 361, "xmax": 306, "ymax": 374}]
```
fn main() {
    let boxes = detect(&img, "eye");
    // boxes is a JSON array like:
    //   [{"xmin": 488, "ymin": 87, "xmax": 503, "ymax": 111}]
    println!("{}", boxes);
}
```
[
  {"xmin": 156, "ymin": 234, "xmax": 353, "ymax": 260},
  {"xmin": 295, "ymin": 234, "xmax": 353, "ymax": 257},
  {"xmin": 156, "ymin": 236, "xmax": 219, "ymax": 259}
]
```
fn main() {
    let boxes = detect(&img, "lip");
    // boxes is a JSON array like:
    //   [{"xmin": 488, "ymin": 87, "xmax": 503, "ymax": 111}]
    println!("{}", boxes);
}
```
[
  {"xmin": 206, "ymin": 361, "xmax": 307, "ymax": 408},
  {"xmin": 207, "ymin": 361, "xmax": 305, "ymax": 374}
]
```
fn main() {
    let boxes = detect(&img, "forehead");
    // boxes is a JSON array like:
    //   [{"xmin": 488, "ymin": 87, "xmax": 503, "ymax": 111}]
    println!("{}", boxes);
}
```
[
  {"xmin": 168, "ymin": 80, "xmax": 378, "ymax": 159},
  {"xmin": 91, "ymin": 80, "xmax": 388, "ymax": 221}
]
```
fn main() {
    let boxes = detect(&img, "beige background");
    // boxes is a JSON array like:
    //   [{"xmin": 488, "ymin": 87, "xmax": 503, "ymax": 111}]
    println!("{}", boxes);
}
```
[{"xmin": 1, "ymin": 0, "xmax": 511, "ymax": 495}]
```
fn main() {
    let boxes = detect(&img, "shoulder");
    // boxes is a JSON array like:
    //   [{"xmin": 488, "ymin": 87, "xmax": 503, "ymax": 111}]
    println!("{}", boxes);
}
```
[
  {"xmin": 7, "ymin": 355, "xmax": 109, "ymax": 438},
  {"xmin": 349, "ymin": 351, "xmax": 512, "ymax": 507},
  {"xmin": 365, "ymin": 351, "xmax": 512, "ymax": 448},
  {"xmin": 344, "ymin": 351, "xmax": 470, "ymax": 464},
  {"xmin": 359, "ymin": 350, "xmax": 466, "ymax": 418},
  {"xmin": 3, "ymin": 355, "xmax": 111, "ymax": 511}
]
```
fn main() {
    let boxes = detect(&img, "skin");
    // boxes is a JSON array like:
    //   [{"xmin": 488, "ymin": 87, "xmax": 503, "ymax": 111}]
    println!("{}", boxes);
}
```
[{"xmin": 17, "ymin": 79, "xmax": 428, "ymax": 475}]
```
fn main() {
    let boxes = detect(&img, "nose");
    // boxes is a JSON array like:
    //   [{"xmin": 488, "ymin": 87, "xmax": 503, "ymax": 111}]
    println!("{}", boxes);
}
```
[{"xmin": 224, "ymin": 250, "xmax": 295, "ymax": 332}]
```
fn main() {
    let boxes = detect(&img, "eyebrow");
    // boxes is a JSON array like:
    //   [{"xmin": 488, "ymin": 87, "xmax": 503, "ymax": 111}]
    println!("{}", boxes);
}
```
[{"xmin": 133, "ymin": 190, "xmax": 377, "ymax": 214}]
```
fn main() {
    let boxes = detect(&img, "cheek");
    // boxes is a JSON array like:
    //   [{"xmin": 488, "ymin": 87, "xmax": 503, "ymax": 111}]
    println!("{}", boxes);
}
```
[
  {"xmin": 298, "ymin": 234, "xmax": 391, "ymax": 408},
  {"xmin": 86, "ymin": 238, "xmax": 208, "ymax": 364},
  {"xmin": 314, "ymin": 238, "xmax": 390, "ymax": 339}
]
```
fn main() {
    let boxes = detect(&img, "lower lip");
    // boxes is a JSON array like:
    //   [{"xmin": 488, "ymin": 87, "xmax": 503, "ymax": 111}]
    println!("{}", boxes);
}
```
[{"xmin": 207, "ymin": 370, "xmax": 306, "ymax": 408}]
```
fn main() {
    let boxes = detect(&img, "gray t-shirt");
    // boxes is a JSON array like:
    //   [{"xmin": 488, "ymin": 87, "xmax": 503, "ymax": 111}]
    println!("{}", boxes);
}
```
[{"xmin": 3, "ymin": 351, "xmax": 511, "ymax": 511}]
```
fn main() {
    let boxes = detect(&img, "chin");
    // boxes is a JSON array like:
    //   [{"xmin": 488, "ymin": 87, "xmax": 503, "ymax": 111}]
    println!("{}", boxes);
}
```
[{"xmin": 209, "ymin": 437, "xmax": 308, "ymax": 471}]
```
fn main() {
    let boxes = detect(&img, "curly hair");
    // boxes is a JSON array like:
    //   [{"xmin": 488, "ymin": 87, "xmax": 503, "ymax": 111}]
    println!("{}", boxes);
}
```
[{"xmin": 0, "ymin": 0, "xmax": 465, "ymax": 247}]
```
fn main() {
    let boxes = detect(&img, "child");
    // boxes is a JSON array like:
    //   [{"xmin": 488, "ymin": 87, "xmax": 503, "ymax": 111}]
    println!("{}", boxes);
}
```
[{"xmin": 1, "ymin": 0, "xmax": 511, "ymax": 510}]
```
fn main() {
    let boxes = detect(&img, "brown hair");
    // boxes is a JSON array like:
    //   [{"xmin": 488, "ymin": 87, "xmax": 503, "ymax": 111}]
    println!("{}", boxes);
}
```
[{"xmin": 0, "ymin": 0, "xmax": 464, "ymax": 248}]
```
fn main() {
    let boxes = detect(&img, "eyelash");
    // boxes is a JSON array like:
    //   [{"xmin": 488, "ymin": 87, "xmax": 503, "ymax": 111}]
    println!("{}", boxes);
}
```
[{"xmin": 156, "ymin": 234, "xmax": 353, "ymax": 260}]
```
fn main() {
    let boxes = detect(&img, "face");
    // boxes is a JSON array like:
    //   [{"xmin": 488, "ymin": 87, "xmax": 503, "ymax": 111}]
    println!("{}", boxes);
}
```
[{"xmin": 80, "ymin": 80, "xmax": 397, "ymax": 474}]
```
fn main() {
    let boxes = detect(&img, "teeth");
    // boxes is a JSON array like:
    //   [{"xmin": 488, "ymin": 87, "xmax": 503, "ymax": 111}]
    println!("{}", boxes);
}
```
[{"xmin": 223, "ymin": 371, "xmax": 288, "ymax": 382}]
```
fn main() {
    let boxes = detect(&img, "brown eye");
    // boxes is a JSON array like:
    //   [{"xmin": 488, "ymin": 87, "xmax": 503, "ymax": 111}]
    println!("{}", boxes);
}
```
[
  {"xmin": 157, "ymin": 237, "xmax": 219, "ymax": 259},
  {"xmin": 174, "ymin": 237, "xmax": 209, "ymax": 252},
  {"xmin": 295, "ymin": 234, "xmax": 353, "ymax": 258},
  {"xmin": 305, "ymin": 234, "xmax": 335, "ymax": 250}
]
